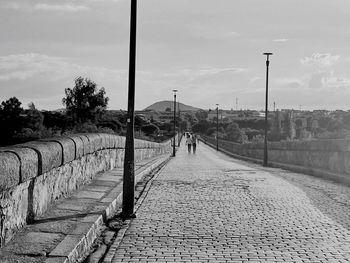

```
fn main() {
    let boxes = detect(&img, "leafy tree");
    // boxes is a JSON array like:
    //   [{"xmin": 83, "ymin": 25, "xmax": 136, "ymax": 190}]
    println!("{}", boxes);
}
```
[
  {"xmin": 165, "ymin": 107, "xmax": 171, "ymax": 112},
  {"xmin": 225, "ymin": 122, "xmax": 243, "ymax": 142},
  {"xmin": 192, "ymin": 120, "xmax": 211, "ymax": 134},
  {"xmin": 141, "ymin": 124, "xmax": 160, "ymax": 136},
  {"xmin": 0, "ymin": 97, "xmax": 24, "ymax": 145},
  {"xmin": 62, "ymin": 77, "xmax": 109, "ymax": 123},
  {"xmin": 23, "ymin": 102, "xmax": 44, "ymax": 132},
  {"xmin": 195, "ymin": 110, "xmax": 208, "ymax": 121}
]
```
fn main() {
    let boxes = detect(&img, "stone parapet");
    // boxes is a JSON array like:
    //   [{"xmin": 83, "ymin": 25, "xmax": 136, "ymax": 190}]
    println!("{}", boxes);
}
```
[
  {"xmin": 0, "ymin": 134, "xmax": 172, "ymax": 245},
  {"xmin": 201, "ymin": 136, "xmax": 350, "ymax": 186}
]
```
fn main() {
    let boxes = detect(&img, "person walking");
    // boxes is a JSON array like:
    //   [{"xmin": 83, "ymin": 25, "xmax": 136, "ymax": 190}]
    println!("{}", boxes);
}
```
[
  {"xmin": 192, "ymin": 133, "xmax": 197, "ymax": 154},
  {"xmin": 186, "ymin": 133, "xmax": 192, "ymax": 153}
]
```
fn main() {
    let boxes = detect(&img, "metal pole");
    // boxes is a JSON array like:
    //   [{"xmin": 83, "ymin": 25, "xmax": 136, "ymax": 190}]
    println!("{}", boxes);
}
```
[
  {"xmin": 172, "ymin": 90, "xmax": 177, "ymax": 157},
  {"xmin": 122, "ymin": 0, "xmax": 137, "ymax": 218},
  {"xmin": 216, "ymin": 104, "xmax": 219, "ymax": 151},
  {"xmin": 263, "ymin": 53, "xmax": 272, "ymax": 167},
  {"xmin": 178, "ymin": 100, "xmax": 180, "ymax": 146}
]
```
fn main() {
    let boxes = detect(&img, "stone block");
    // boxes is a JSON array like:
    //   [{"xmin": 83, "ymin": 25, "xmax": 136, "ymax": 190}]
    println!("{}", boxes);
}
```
[
  {"xmin": 110, "ymin": 134, "xmax": 118, "ymax": 148},
  {"xmin": 18, "ymin": 141, "xmax": 62, "ymax": 174},
  {"xmin": 44, "ymin": 257, "xmax": 67, "ymax": 263},
  {"xmin": 67, "ymin": 136, "xmax": 84, "ymax": 159},
  {"xmin": 119, "ymin": 136, "xmax": 126, "ymax": 149},
  {"xmin": 76, "ymin": 134, "xmax": 91, "ymax": 155},
  {"xmin": 0, "ymin": 151, "xmax": 20, "ymax": 190},
  {"xmin": 41, "ymin": 137, "xmax": 75, "ymax": 165},
  {"xmin": 0, "ymin": 146, "xmax": 38, "ymax": 183},
  {"xmin": 50, "ymin": 235, "xmax": 83, "ymax": 257},
  {"xmin": 5, "ymin": 231, "xmax": 63, "ymax": 255},
  {"xmin": 85, "ymin": 134, "xmax": 103, "ymax": 152},
  {"xmin": 97, "ymin": 133, "xmax": 107, "ymax": 149}
]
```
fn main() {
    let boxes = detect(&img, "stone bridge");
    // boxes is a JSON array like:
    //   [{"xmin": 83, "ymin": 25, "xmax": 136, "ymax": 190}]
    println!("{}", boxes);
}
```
[
  {"xmin": 0, "ymin": 134, "xmax": 349, "ymax": 262},
  {"xmin": 0, "ymin": 134, "xmax": 172, "ymax": 246}
]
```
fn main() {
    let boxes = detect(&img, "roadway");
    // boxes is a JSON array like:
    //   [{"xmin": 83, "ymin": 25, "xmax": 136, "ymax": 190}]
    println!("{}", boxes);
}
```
[{"xmin": 105, "ymin": 140, "xmax": 350, "ymax": 262}]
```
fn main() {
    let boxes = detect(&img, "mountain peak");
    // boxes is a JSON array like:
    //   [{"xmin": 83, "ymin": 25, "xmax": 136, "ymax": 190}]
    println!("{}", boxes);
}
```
[{"xmin": 144, "ymin": 101, "xmax": 201, "ymax": 111}]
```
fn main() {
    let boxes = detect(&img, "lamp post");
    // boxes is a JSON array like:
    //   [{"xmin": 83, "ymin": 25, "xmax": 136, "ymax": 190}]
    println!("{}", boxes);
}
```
[
  {"xmin": 122, "ymin": 0, "xmax": 137, "ymax": 218},
  {"xmin": 172, "ymin": 89, "xmax": 177, "ymax": 157},
  {"xmin": 178, "ymin": 100, "xmax": 180, "ymax": 147},
  {"xmin": 216, "ymin": 104, "xmax": 219, "ymax": 151},
  {"xmin": 263, "ymin": 52, "xmax": 273, "ymax": 167}
]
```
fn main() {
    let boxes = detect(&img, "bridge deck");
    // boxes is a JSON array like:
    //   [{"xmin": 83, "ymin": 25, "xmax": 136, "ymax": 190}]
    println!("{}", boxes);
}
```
[{"xmin": 105, "ymin": 141, "xmax": 350, "ymax": 262}]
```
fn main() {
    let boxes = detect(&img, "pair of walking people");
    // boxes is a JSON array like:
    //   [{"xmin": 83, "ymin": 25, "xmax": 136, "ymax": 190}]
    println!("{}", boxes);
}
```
[{"xmin": 185, "ymin": 133, "xmax": 198, "ymax": 153}]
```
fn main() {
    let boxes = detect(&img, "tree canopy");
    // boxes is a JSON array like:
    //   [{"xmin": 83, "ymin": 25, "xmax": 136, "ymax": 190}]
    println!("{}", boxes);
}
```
[{"xmin": 62, "ymin": 77, "xmax": 109, "ymax": 123}]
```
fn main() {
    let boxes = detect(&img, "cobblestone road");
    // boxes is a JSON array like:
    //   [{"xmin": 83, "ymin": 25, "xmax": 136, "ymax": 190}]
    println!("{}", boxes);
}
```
[{"xmin": 108, "ymin": 142, "xmax": 350, "ymax": 262}]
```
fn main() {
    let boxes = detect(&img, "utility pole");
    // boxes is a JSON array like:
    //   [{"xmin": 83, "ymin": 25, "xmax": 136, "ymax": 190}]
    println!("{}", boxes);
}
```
[
  {"xmin": 216, "ymin": 104, "xmax": 219, "ymax": 151},
  {"xmin": 263, "ymin": 52, "xmax": 273, "ymax": 167},
  {"xmin": 172, "ymin": 90, "xmax": 177, "ymax": 157},
  {"xmin": 122, "ymin": 0, "xmax": 137, "ymax": 218},
  {"xmin": 178, "ymin": 100, "xmax": 180, "ymax": 147}
]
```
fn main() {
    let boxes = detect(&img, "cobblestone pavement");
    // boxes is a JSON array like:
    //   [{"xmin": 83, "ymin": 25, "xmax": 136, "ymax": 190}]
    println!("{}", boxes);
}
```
[{"xmin": 108, "ymin": 142, "xmax": 350, "ymax": 262}]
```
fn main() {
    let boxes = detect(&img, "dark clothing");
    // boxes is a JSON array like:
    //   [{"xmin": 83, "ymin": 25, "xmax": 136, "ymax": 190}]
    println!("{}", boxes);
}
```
[
  {"xmin": 187, "ymin": 143, "xmax": 192, "ymax": 153},
  {"xmin": 192, "ymin": 142, "xmax": 197, "ymax": 153}
]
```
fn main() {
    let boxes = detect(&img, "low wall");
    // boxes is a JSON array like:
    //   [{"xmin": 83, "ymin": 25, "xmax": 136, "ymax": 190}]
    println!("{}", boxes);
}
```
[
  {"xmin": 0, "ymin": 133, "xmax": 171, "ymax": 245},
  {"xmin": 202, "ymin": 136, "xmax": 350, "ymax": 185}
]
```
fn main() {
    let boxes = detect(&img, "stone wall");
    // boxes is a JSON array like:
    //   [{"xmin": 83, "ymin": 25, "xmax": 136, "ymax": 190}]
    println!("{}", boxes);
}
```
[
  {"xmin": 202, "ymin": 136, "xmax": 350, "ymax": 185},
  {"xmin": 0, "ymin": 134, "xmax": 171, "ymax": 244}
]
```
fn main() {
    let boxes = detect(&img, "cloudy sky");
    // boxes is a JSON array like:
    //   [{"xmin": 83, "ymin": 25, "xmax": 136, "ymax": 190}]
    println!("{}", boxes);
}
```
[{"xmin": 1, "ymin": 0, "xmax": 350, "ymax": 111}]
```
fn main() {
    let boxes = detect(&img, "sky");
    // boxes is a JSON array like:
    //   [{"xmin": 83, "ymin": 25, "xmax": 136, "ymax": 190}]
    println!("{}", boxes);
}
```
[{"xmin": 1, "ymin": 0, "xmax": 350, "ymax": 111}]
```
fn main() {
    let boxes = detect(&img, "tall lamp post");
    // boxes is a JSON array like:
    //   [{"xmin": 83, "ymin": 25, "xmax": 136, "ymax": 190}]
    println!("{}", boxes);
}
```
[
  {"xmin": 216, "ymin": 104, "xmax": 219, "ymax": 151},
  {"xmin": 122, "ymin": 0, "xmax": 137, "ymax": 218},
  {"xmin": 172, "ymin": 89, "xmax": 177, "ymax": 157},
  {"xmin": 263, "ymin": 52, "xmax": 273, "ymax": 167},
  {"xmin": 178, "ymin": 100, "xmax": 181, "ymax": 147}
]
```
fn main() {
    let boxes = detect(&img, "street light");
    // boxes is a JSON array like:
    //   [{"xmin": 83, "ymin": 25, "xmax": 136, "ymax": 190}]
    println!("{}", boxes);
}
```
[
  {"xmin": 122, "ymin": 0, "xmax": 138, "ymax": 218},
  {"xmin": 263, "ymin": 52, "xmax": 273, "ymax": 167},
  {"xmin": 178, "ymin": 100, "xmax": 181, "ymax": 147},
  {"xmin": 172, "ymin": 89, "xmax": 178, "ymax": 157},
  {"xmin": 216, "ymin": 104, "xmax": 219, "ymax": 151}
]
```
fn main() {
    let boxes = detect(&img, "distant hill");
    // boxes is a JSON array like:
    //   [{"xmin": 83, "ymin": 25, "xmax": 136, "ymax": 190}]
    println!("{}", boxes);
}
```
[{"xmin": 144, "ymin": 101, "xmax": 201, "ymax": 112}]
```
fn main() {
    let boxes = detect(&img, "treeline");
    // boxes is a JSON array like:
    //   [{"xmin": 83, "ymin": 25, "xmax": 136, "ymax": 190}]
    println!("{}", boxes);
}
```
[
  {"xmin": 191, "ymin": 119, "xmax": 267, "ymax": 143},
  {"xmin": 0, "ymin": 77, "xmax": 172, "ymax": 147}
]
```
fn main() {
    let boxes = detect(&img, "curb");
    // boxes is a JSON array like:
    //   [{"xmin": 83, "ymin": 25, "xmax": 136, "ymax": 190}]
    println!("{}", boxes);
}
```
[{"xmin": 49, "ymin": 155, "xmax": 171, "ymax": 263}]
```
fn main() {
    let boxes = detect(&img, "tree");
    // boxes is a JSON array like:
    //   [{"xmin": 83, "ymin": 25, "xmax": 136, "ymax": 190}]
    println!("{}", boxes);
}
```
[
  {"xmin": 195, "ymin": 110, "xmax": 208, "ymax": 121},
  {"xmin": 0, "ymin": 97, "xmax": 24, "ymax": 146},
  {"xmin": 62, "ymin": 77, "xmax": 109, "ymax": 123},
  {"xmin": 225, "ymin": 122, "xmax": 243, "ymax": 142},
  {"xmin": 192, "ymin": 120, "xmax": 211, "ymax": 134},
  {"xmin": 141, "ymin": 124, "xmax": 160, "ymax": 136},
  {"xmin": 23, "ymin": 102, "xmax": 44, "ymax": 132},
  {"xmin": 165, "ymin": 107, "xmax": 171, "ymax": 112}
]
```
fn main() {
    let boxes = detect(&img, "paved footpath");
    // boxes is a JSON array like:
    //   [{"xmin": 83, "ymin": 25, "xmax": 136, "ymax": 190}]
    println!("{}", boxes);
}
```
[{"xmin": 106, "ymin": 141, "xmax": 350, "ymax": 263}]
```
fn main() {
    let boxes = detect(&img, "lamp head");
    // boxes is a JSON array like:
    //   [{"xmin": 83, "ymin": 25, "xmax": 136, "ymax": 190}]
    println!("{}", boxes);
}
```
[{"xmin": 263, "ymin": 52, "xmax": 273, "ymax": 56}]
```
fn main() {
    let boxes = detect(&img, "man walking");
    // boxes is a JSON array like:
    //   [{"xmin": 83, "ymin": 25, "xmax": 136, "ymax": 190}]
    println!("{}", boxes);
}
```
[
  {"xmin": 186, "ymin": 133, "xmax": 192, "ymax": 153},
  {"xmin": 192, "ymin": 133, "xmax": 197, "ymax": 154}
]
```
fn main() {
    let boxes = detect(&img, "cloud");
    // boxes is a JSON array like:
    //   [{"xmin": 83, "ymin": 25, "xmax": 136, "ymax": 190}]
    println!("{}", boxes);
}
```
[
  {"xmin": 197, "ymin": 67, "xmax": 249, "ymax": 75},
  {"xmin": 300, "ymin": 53, "xmax": 340, "ymax": 68},
  {"xmin": 273, "ymin": 38, "xmax": 289, "ymax": 42},
  {"xmin": 0, "ymin": 53, "xmax": 125, "ymax": 82},
  {"xmin": 1, "ymin": 1, "xmax": 90, "ymax": 12},
  {"xmin": 249, "ymin": 76, "xmax": 262, "ymax": 83},
  {"xmin": 0, "ymin": 2, "xmax": 22, "ymax": 10},
  {"xmin": 34, "ymin": 3, "xmax": 90, "ymax": 12}
]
